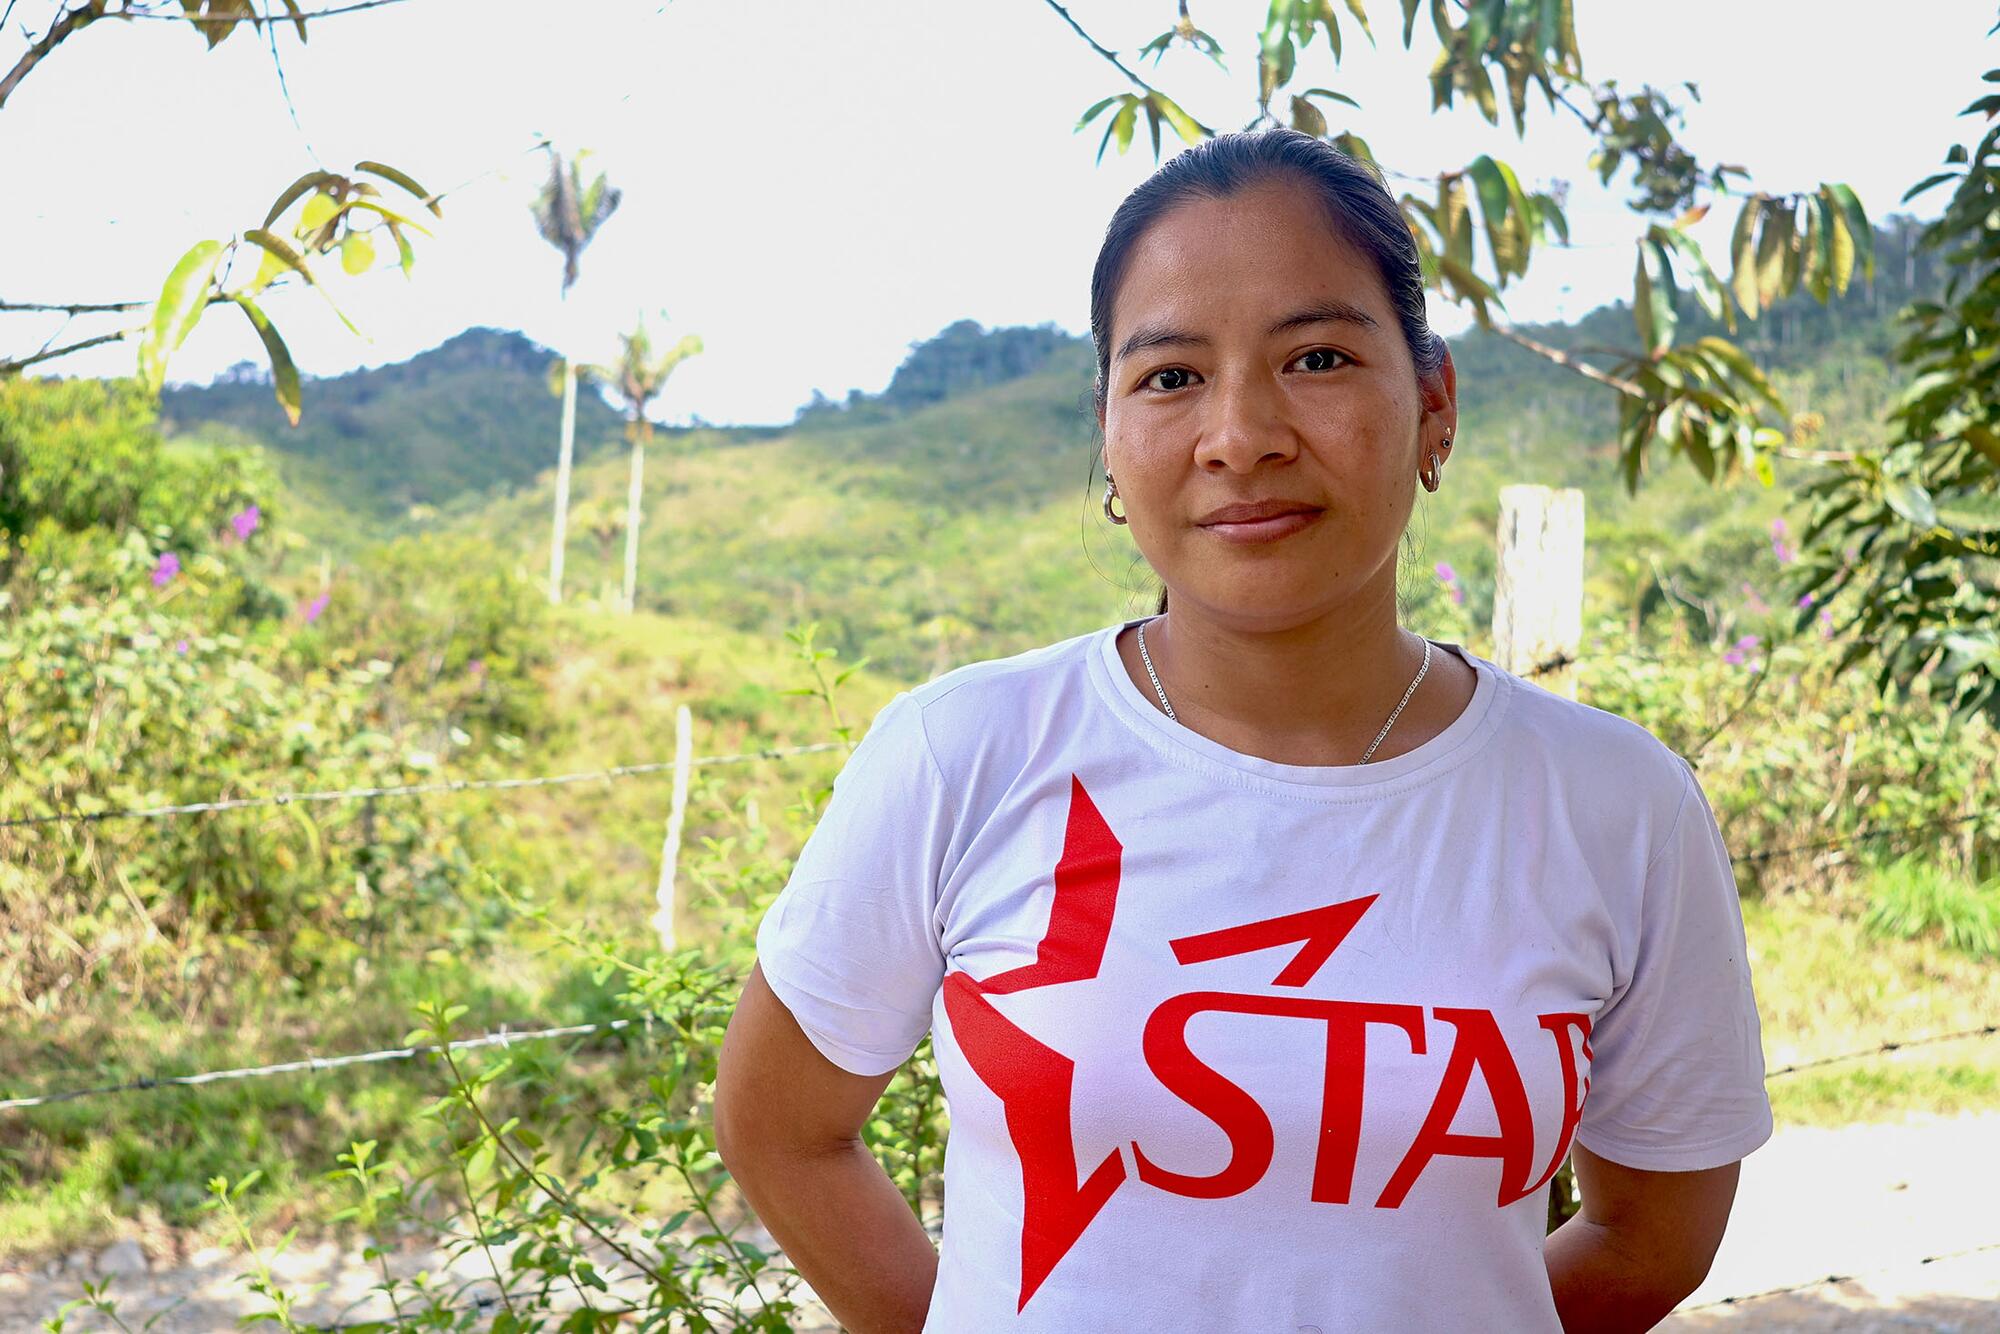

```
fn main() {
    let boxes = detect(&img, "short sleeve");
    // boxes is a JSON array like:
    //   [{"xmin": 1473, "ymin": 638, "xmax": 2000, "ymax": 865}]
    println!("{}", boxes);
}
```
[
  {"xmin": 754, "ymin": 690, "xmax": 952, "ymax": 1077},
  {"xmin": 1574, "ymin": 762, "xmax": 1775, "ymax": 1172}
]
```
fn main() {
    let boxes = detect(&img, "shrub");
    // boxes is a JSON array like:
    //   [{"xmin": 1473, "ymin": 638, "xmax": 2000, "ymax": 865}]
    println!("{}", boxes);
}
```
[{"xmin": 1860, "ymin": 855, "xmax": 2000, "ymax": 959}]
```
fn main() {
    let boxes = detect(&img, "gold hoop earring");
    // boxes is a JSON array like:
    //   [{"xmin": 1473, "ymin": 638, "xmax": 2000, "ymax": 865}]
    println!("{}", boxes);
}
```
[{"xmin": 1103, "ymin": 473, "xmax": 1128, "ymax": 525}]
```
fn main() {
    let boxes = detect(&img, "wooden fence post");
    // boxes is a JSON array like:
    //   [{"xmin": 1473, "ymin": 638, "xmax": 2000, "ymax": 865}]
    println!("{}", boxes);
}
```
[
  {"xmin": 1493, "ymin": 484, "xmax": 1585, "ymax": 700},
  {"xmin": 652, "ymin": 703, "xmax": 693, "ymax": 953}
]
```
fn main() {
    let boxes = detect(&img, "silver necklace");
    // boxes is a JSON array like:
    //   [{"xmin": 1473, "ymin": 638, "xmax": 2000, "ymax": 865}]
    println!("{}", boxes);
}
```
[{"xmin": 1135, "ymin": 617, "xmax": 1433, "ymax": 765}]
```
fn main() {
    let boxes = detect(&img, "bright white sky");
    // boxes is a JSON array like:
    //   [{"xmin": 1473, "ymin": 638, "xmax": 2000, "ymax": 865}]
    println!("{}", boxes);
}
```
[{"xmin": 3, "ymin": 0, "xmax": 1992, "ymax": 425}]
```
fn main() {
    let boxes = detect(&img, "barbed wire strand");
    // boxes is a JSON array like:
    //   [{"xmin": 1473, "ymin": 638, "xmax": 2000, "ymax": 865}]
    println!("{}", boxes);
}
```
[
  {"xmin": 1763, "ymin": 1023, "xmax": 1999, "ymax": 1078},
  {"xmin": 0, "ymin": 1016, "xmax": 650, "ymax": 1112},
  {"xmin": 5, "ymin": 769, "xmax": 1984, "ymax": 890},
  {"xmin": 0, "ymin": 740, "xmax": 849, "ymax": 829},
  {"xmin": 5, "ymin": 1006, "xmax": 1994, "ymax": 1115}
]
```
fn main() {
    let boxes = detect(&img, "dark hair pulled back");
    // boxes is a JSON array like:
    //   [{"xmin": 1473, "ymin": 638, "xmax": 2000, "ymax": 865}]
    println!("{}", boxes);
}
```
[{"xmin": 1088, "ymin": 129, "xmax": 1447, "ymax": 615}]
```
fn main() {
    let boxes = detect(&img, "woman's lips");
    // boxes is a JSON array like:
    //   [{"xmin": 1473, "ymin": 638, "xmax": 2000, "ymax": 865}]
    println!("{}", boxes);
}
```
[{"xmin": 1197, "ymin": 509, "xmax": 1324, "ymax": 543}]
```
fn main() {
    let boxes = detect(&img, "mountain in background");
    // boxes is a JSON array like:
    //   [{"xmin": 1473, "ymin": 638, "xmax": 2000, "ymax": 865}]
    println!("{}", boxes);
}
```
[{"xmin": 161, "ymin": 327, "xmax": 630, "ymax": 521}]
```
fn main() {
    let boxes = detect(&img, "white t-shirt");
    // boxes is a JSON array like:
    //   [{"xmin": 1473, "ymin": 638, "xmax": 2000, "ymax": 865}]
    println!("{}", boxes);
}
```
[{"xmin": 755, "ymin": 615, "xmax": 1773, "ymax": 1333}]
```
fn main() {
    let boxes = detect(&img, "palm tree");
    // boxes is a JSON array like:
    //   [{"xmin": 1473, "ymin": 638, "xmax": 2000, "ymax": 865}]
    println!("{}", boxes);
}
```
[
  {"xmin": 530, "ymin": 145, "xmax": 622, "ymax": 606},
  {"xmin": 587, "ymin": 315, "xmax": 702, "ymax": 613}
]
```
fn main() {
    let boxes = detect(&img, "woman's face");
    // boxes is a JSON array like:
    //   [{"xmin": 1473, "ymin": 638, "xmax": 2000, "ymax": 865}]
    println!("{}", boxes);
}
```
[{"xmin": 1100, "ymin": 176, "xmax": 1456, "ymax": 633}]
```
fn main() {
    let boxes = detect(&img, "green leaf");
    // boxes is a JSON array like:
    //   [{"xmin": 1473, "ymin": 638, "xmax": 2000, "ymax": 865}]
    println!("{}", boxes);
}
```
[
  {"xmin": 385, "ymin": 220, "xmax": 415, "ymax": 277},
  {"xmin": 1822, "ymin": 182, "xmax": 1873, "ymax": 281},
  {"xmin": 1635, "ymin": 238, "xmax": 1676, "ymax": 355},
  {"xmin": 1534, "ymin": 192, "xmax": 1569, "ymax": 244},
  {"xmin": 1112, "ymin": 100, "xmax": 1137, "ymax": 155},
  {"xmin": 354, "ymin": 160, "xmax": 443, "ymax": 217},
  {"xmin": 230, "ymin": 295, "xmax": 301, "ymax": 426},
  {"xmin": 1901, "ymin": 171, "xmax": 1960, "ymax": 204},
  {"xmin": 1342, "ymin": 0, "xmax": 1374, "ymax": 42},
  {"xmin": 1441, "ymin": 176, "xmax": 1474, "ymax": 271},
  {"xmin": 340, "ymin": 229, "xmax": 375, "ymax": 275},
  {"xmin": 1730, "ymin": 197, "xmax": 1761, "ymax": 316},
  {"xmin": 1466, "ymin": 155, "xmax": 1521, "ymax": 278},
  {"xmin": 1754, "ymin": 202, "xmax": 1792, "ymax": 310},
  {"xmin": 1400, "ymin": 0, "xmax": 1421, "ymax": 44},
  {"xmin": 1074, "ymin": 96, "xmax": 1119, "ymax": 131},
  {"xmin": 1936, "ymin": 491, "xmax": 2000, "ymax": 534},
  {"xmin": 261, "ymin": 170, "xmax": 337, "ymax": 229},
  {"xmin": 1290, "ymin": 94, "xmax": 1328, "ymax": 137},
  {"xmin": 1695, "ymin": 336, "xmax": 1783, "ymax": 412},
  {"xmin": 1801, "ymin": 194, "xmax": 1830, "ymax": 303},
  {"xmin": 1819, "ymin": 189, "xmax": 1855, "ymax": 295},
  {"xmin": 1150, "ymin": 92, "xmax": 1208, "ymax": 146},
  {"xmin": 243, "ymin": 229, "xmax": 315, "ymax": 285},
  {"xmin": 279, "ymin": 0, "xmax": 306, "ymax": 41},
  {"xmin": 336, "ymin": 197, "xmax": 433, "ymax": 237},
  {"xmin": 1965, "ymin": 423, "xmax": 2000, "ymax": 467},
  {"xmin": 1882, "ymin": 480, "xmax": 1939, "ymax": 529},
  {"xmin": 1654, "ymin": 226, "xmax": 1730, "ymax": 330},
  {"xmin": 298, "ymin": 189, "xmax": 338, "ymax": 242},
  {"xmin": 1302, "ymin": 85, "xmax": 1360, "ymax": 108},
  {"xmin": 137, "ymin": 239, "xmax": 224, "ymax": 393}
]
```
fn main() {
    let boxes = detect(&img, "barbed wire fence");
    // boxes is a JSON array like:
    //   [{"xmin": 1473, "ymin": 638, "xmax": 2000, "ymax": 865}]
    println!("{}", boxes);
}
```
[{"xmin": 7, "ymin": 674, "xmax": 1998, "ymax": 1323}]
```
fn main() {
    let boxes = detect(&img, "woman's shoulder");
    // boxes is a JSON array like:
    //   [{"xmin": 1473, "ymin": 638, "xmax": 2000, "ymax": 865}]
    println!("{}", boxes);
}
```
[
  {"xmin": 877, "ymin": 623, "xmax": 1108, "ymax": 778},
  {"xmin": 906, "ymin": 622, "xmax": 1105, "ymax": 715},
  {"xmin": 1480, "ymin": 656, "xmax": 1695, "ymax": 805}
]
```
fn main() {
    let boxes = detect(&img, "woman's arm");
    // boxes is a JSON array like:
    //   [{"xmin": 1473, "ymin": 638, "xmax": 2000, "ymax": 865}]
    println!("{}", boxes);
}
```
[
  {"xmin": 713, "ymin": 963, "xmax": 939, "ymax": 1334},
  {"xmin": 1543, "ymin": 1141, "xmax": 1740, "ymax": 1332}
]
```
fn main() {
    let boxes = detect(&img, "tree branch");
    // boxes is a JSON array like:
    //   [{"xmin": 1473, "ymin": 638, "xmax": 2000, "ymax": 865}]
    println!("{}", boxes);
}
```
[
  {"xmin": 1, "ymin": 329, "xmax": 131, "ymax": 374},
  {"xmin": 0, "ymin": 298, "xmax": 145, "ymax": 313},
  {"xmin": 1491, "ymin": 321, "xmax": 1647, "ymax": 399},
  {"xmin": 0, "ymin": 1, "xmax": 103, "ymax": 112},
  {"xmin": 119, "ymin": 0, "xmax": 411, "ymax": 21},
  {"xmin": 1041, "ymin": 0, "xmax": 1153, "ymax": 94},
  {"xmin": 1, "ymin": 0, "xmax": 413, "ymax": 113}
]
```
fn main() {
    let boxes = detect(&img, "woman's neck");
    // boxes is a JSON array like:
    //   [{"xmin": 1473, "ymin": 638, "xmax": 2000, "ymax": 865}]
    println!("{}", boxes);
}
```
[{"xmin": 1117, "ymin": 593, "xmax": 1477, "ymax": 767}]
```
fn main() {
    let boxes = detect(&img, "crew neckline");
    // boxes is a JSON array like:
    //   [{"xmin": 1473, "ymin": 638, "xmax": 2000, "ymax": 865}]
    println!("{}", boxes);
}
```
[{"xmin": 1087, "ymin": 614, "xmax": 1508, "ymax": 798}]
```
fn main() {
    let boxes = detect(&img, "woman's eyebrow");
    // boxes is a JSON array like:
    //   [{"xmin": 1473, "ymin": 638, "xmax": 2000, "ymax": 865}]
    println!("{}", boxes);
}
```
[
  {"xmin": 1116, "ymin": 300, "xmax": 1381, "ymax": 362},
  {"xmin": 1267, "ymin": 300, "xmax": 1379, "ymax": 334}
]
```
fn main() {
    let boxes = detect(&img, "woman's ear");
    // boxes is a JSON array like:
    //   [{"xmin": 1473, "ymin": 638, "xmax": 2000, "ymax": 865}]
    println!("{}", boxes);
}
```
[{"xmin": 1420, "ymin": 344, "xmax": 1459, "ymax": 449}]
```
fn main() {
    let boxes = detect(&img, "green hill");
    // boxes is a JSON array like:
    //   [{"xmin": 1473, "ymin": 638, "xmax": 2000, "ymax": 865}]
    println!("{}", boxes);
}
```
[{"xmin": 159, "ymin": 327, "xmax": 633, "ymax": 520}]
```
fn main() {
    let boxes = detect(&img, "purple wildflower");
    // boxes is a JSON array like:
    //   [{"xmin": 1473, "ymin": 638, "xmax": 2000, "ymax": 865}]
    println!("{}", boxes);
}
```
[
  {"xmin": 303, "ymin": 592, "xmax": 330, "ymax": 624},
  {"xmin": 1723, "ymin": 648, "xmax": 1745, "ymax": 666},
  {"xmin": 1798, "ymin": 592, "xmax": 1816, "ymax": 609},
  {"xmin": 1736, "ymin": 634, "xmax": 1761, "ymax": 651},
  {"xmin": 174, "ymin": 639, "xmax": 189, "ymax": 655},
  {"xmin": 230, "ymin": 505, "xmax": 260, "ymax": 542},
  {"xmin": 151, "ymin": 552, "xmax": 180, "ymax": 588},
  {"xmin": 1434, "ymin": 561, "xmax": 1458, "ymax": 583},
  {"xmin": 1820, "ymin": 609, "xmax": 1835, "ymax": 639},
  {"xmin": 1740, "ymin": 582, "xmax": 1769, "ymax": 615},
  {"xmin": 468, "ymin": 657, "xmax": 487, "ymax": 677}
]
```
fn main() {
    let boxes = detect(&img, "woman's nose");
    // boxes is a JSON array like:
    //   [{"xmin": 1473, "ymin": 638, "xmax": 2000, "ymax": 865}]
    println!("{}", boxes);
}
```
[{"xmin": 1193, "ymin": 372, "xmax": 1299, "ymax": 473}]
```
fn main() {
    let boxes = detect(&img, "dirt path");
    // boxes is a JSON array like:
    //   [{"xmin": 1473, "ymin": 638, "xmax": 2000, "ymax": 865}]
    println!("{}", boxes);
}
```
[{"xmin": 6, "ymin": 1112, "xmax": 1996, "ymax": 1331}]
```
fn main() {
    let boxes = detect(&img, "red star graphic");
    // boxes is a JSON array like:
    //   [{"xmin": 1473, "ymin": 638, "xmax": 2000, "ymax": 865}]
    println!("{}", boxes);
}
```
[{"xmin": 942, "ymin": 775, "xmax": 1382, "ymax": 1311}]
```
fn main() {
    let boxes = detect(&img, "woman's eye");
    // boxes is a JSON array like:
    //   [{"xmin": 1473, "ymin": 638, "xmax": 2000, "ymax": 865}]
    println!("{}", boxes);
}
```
[
  {"xmin": 1292, "ymin": 348, "xmax": 1347, "ymax": 373},
  {"xmin": 1143, "ymin": 367, "xmax": 1195, "ymax": 392}
]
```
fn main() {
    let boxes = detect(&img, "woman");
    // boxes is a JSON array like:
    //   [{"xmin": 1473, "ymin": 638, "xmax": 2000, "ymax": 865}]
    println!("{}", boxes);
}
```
[{"xmin": 714, "ymin": 129, "xmax": 1771, "ymax": 1333}]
